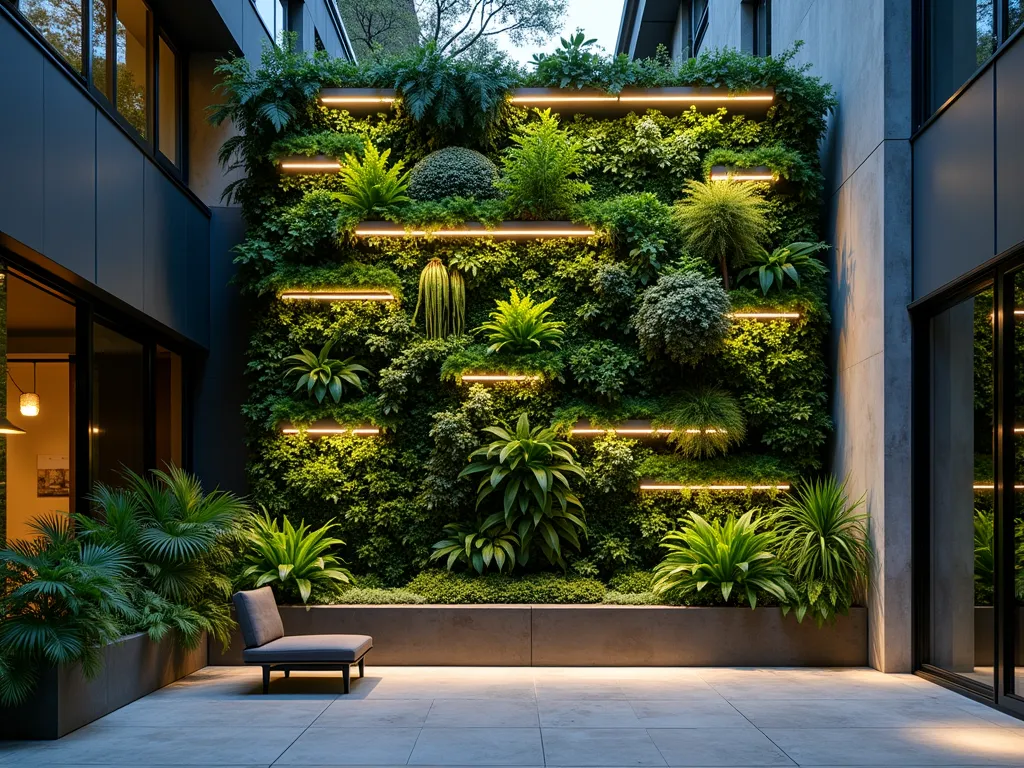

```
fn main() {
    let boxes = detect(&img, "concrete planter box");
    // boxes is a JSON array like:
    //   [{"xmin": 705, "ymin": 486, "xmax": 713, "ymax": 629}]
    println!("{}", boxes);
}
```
[
  {"xmin": 210, "ymin": 605, "xmax": 867, "ymax": 667},
  {"xmin": 0, "ymin": 632, "xmax": 207, "ymax": 740}
]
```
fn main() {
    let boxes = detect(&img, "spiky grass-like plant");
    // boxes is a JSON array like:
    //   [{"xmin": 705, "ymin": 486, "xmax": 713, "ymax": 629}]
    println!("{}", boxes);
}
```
[
  {"xmin": 476, "ymin": 289, "xmax": 565, "ymax": 354},
  {"xmin": 774, "ymin": 476, "xmax": 872, "ymax": 626},
  {"xmin": 337, "ymin": 141, "xmax": 411, "ymax": 216},
  {"xmin": 414, "ymin": 258, "xmax": 450, "ymax": 339},
  {"xmin": 283, "ymin": 340, "xmax": 370, "ymax": 403},
  {"xmin": 738, "ymin": 241, "xmax": 830, "ymax": 295},
  {"xmin": 673, "ymin": 180, "xmax": 767, "ymax": 286},
  {"xmin": 449, "ymin": 268, "xmax": 466, "ymax": 336},
  {"xmin": 659, "ymin": 387, "xmax": 746, "ymax": 458}
]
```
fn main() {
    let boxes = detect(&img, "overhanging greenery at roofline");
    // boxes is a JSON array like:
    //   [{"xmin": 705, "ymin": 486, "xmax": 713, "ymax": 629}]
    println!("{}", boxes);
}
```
[{"xmin": 216, "ymin": 37, "xmax": 836, "ymax": 587}]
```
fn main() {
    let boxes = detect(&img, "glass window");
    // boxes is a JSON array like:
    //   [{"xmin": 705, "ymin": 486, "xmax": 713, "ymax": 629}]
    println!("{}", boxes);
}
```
[
  {"xmin": 154, "ymin": 346, "xmax": 183, "ymax": 470},
  {"xmin": 1011, "ymin": 0, "xmax": 1024, "ymax": 37},
  {"xmin": 315, "ymin": 28, "xmax": 326, "ymax": 52},
  {"xmin": 91, "ymin": 323, "xmax": 145, "ymax": 487},
  {"xmin": 115, "ymin": 0, "xmax": 149, "ymax": 139},
  {"xmin": 753, "ymin": 0, "xmax": 771, "ymax": 57},
  {"xmin": 91, "ymin": 0, "xmax": 111, "ymax": 97},
  {"xmin": 925, "ymin": 286, "xmax": 994, "ymax": 688},
  {"xmin": 254, "ymin": 0, "xmax": 282, "ymax": 39},
  {"xmin": 157, "ymin": 35, "xmax": 178, "ymax": 165},
  {"xmin": 276, "ymin": 0, "xmax": 287, "ymax": 40},
  {"xmin": 18, "ymin": 0, "xmax": 84, "ymax": 72},
  {"xmin": 926, "ymin": 1, "xmax": 996, "ymax": 114}
]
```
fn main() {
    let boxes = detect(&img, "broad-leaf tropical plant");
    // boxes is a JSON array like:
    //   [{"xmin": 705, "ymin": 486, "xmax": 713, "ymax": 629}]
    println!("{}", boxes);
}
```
[
  {"xmin": 476, "ymin": 289, "xmax": 565, "ymax": 354},
  {"xmin": 652, "ymin": 511, "xmax": 795, "ymax": 608},
  {"xmin": 458, "ymin": 413, "xmax": 586, "ymax": 567},
  {"xmin": 430, "ymin": 519, "xmax": 520, "ymax": 575},
  {"xmin": 737, "ymin": 241, "xmax": 829, "ymax": 295},
  {"xmin": 0, "ymin": 514, "xmax": 136, "ymax": 706},
  {"xmin": 774, "ymin": 476, "xmax": 872, "ymax": 626},
  {"xmin": 283, "ymin": 340, "xmax": 370, "ymax": 403},
  {"xmin": 337, "ymin": 141, "xmax": 411, "ymax": 216},
  {"xmin": 240, "ymin": 511, "xmax": 353, "ymax": 605}
]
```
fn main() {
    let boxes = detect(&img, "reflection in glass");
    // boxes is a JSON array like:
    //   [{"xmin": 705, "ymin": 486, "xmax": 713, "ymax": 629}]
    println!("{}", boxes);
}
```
[
  {"xmin": 92, "ymin": 0, "xmax": 110, "ymax": 97},
  {"xmin": 927, "ymin": 1, "xmax": 996, "ymax": 114},
  {"xmin": 19, "ymin": 0, "xmax": 84, "ymax": 72},
  {"xmin": 1012, "ymin": 1, "xmax": 1024, "ymax": 36},
  {"xmin": 1014, "ymin": 272, "xmax": 1024, "ymax": 696},
  {"xmin": 154, "ymin": 346, "xmax": 182, "ymax": 469},
  {"xmin": 927, "ymin": 287, "xmax": 993, "ymax": 688},
  {"xmin": 157, "ymin": 37, "xmax": 178, "ymax": 164},
  {"xmin": 115, "ymin": 0, "xmax": 149, "ymax": 138},
  {"xmin": 91, "ymin": 324, "xmax": 144, "ymax": 487}
]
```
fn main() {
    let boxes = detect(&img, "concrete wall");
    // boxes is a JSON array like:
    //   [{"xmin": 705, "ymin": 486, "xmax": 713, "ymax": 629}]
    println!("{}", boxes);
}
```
[{"xmin": 770, "ymin": 1, "xmax": 914, "ymax": 672}]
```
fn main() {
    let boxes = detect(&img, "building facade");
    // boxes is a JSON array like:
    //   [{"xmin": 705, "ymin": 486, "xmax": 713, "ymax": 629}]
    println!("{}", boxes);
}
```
[
  {"xmin": 619, "ymin": 0, "xmax": 1024, "ymax": 717},
  {"xmin": 0, "ymin": 0, "xmax": 354, "ymax": 536}
]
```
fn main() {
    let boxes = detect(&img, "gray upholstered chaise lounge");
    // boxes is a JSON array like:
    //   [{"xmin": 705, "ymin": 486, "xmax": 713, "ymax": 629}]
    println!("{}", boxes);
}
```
[{"xmin": 232, "ymin": 587, "xmax": 373, "ymax": 694}]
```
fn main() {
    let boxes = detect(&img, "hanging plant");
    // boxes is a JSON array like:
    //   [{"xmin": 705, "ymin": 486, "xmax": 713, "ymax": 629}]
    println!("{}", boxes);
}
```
[
  {"xmin": 449, "ymin": 269, "xmax": 466, "ymax": 336},
  {"xmin": 413, "ymin": 258, "xmax": 450, "ymax": 339}
]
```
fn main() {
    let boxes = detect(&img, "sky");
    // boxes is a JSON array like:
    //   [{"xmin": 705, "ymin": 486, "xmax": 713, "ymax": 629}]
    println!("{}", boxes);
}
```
[{"xmin": 492, "ymin": 0, "xmax": 625, "ymax": 65}]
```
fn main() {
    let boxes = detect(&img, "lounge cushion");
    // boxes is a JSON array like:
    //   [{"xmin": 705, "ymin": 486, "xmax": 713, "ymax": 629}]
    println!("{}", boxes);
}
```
[
  {"xmin": 233, "ymin": 588, "xmax": 285, "ymax": 649},
  {"xmin": 242, "ymin": 634, "xmax": 373, "ymax": 664}
]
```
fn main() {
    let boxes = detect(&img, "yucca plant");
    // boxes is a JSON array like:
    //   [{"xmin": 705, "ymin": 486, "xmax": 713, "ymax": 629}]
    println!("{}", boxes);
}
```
[
  {"xmin": 737, "ymin": 241, "xmax": 830, "ymax": 295},
  {"xmin": 673, "ymin": 179, "xmax": 767, "ymax": 287},
  {"xmin": 338, "ymin": 141, "xmax": 411, "ymax": 216},
  {"xmin": 79, "ymin": 466, "xmax": 249, "ymax": 647},
  {"xmin": 652, "ymin": 511, "xmax": 795, "ymax": 608},
  {"xmin": 240, "ymin": 512, "xmax": 353, "ymax": 606},
  {"xmin": 459, "ymin": 413, "xmax": 586, "ymax": 567},
  {"xmin": 283, "ymin": 340, "xmax": 370, "ymax": 403},
  {"xmin": 774, "ymin": 476, "xmax": 872, "ymax": 626},
  {"xmin": 413, "ymin": 258, "xmax": 450, "ymax": 339},
  {"xmin": 430, "ymin": 519, "xmax": 520, "ymax": 575},
  {"xmin": 476, "ymin": 289, "xmax": 565, "ymax": 354},
  {"xmin": 659, "ymin": 387, "xmax": 746, "ymax": 458},
  {"xmin": 0, "ymin": 514, "xmax": 136, "ymax": 705}
]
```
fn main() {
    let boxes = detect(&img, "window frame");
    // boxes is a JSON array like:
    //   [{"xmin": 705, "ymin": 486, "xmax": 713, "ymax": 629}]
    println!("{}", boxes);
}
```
[
  {"xmin": 753, "ymin": 0, "xmax": 771, "ymax": 57},
  {"xmin": 691, "ymin": 0, "xmax": 709, "ymax": 58},
  {"xmin": 250, "ymin": 0, "xmax": 287, "ymax": 44}
]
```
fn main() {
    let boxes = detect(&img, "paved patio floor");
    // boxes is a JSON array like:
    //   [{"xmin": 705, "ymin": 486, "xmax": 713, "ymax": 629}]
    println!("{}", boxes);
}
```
[{"xmin": 2, "ymin": 665, "xmax": 1023, "ymax": 767}]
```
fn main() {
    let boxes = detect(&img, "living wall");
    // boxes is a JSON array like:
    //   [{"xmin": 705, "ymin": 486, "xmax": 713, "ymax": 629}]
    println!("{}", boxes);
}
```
[{"xmin": 215, "ymin": 38, "xmax": 837, "ymax": 590}]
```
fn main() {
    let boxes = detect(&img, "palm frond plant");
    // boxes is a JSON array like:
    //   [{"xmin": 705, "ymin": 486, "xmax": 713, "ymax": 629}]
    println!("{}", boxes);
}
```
[
  {"xmin": 659, "ymin": 387, "xmax": 746, "ymax": 458},
  {"xmin": 413, "ymin": 258, "xmax": 450, "ymax": 339},
  {"xmin": 0, "ymin": 514, "xmax": 136, "ymax": 705},
  {"xmin": 430, "ymin": 519, "xmax": 520, "ymax": 575},
  {"xmin": 240, "ymin": 511, "xmax": 353, "ymax": 606},
  {"xmin": 737, "ymin": 241, "xmax": 830, "ymax": 295},
  {"xmin": 774, "ymin": 476, "xmax": 872, "ymax": 626},
  {"xmin": 337, "ymin": 141, "xmax": 411, "ymax": 216},
  {"xmin": 283, "ymin": 340, "xmax": 370, "ymax": 403},
  {"xmin": 476, "ymin": 289, "xmax": 565, "ymax": 354},
  {"xmin": 78, "ymin": 466, "xmax": 249, "ymax": 648},
  {"xmin": 458, "ymin": 413, "xmax": 586, "ymax": 568},
  {"xmin": 652, "ymin": 511, "xmax": 795, "ymax": 608},
  {"xmin": 673, "ymin": 179, "xmax": 767, "ymax": 287}
]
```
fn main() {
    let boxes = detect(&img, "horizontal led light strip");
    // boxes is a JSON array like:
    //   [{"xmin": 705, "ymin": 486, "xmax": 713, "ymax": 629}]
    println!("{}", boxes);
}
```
[
  {"xmin": 510, "ymin": 94, "xmax": 774, "ymax": 105},
  {"xmin": 460, "ymin": 374, "xmax": 542, "ymax": 383},
  {"xmin": 729, "ymin": 312, "xmax": 802, "ymax": 320},
  {"xmin": 319, "ymin": 96, "xmax": 396, "ymax": 106},
  {"xmin": 353, "ymin": 225, "xmax": 596, "ymax": 238},
  {"xmin": 709, "ymin": 165, "xmax": 775, "ymax": 182},
  {"xmin": 640, "ymin": 484, "xmax": 790, "ymax": 492},
  {"xmin": 281, "ymin": 427, "xmax": 380, "ymax": 435},
  {"xmin": 280, "ymin": 291, "xmax": 395, "ymax": 301},
  {"xmin": 570, "ymin": 428, "xmax": 726, "ymax": 436},
  {"xmin": 278, "ymin": 160, "xmax": 341, "ymax": 172},
  {"xmin": 973, "ymin": 484, "xmax": 1024, "ymax": 490}
]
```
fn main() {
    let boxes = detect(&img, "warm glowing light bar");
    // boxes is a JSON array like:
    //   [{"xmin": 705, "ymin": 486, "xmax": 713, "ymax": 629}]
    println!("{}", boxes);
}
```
[
  {"xmin": 569, "ymin": 425, "xmax": 726, "ymax": 436},
  {"xmin": 510, "ymin": 88, "xmax": 775, "ymax": 112},
  {"xmin": 278, "ymin": 156, "xmax": 342, "ymax": 173},
  {"xmin": 710, "ymin": 165, "xmax": 775, "ymax": 182},
  {"xmin": 318, "ymin": 88, "xmax": 397, "ymax": 110},
  {"xmin": 640, "ymin": 483, "xmax": 790, "ymax": 492},
  {"xmin": 281, "ymin": 426, "xmax": 380, "ymax": 436},
  {"xmin": 973, "ymin": 484, "xmax": 1024, "ymax": 490},
  {"xmin": 353, "ymin": 222, "xmax": 595, "ymax": 239},
  {"xmin": 729, "ymin": 312, "xmax": 802, "ymax": 320},
  {"xmin": 460, "ymin": 374, "xmax": 542, "ymax": 383},
  {"xmin": 280, "ymin": 291, "xmax": 395, "ymax": 301}
]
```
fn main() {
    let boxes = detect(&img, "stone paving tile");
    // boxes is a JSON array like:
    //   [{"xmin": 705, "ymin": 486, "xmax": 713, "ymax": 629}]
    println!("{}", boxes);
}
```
[
  {"xmin": 274, "ymin": 726, "xmax": 420, "ymax": 765},
  {"xmin": 731, "ymin": 697, "xmax": 1006, "ymax": 729},
  {"xmin": 312, "ymin": 699, "xmax": 433, "ymax": 728},
  {"xmin": 628, "ymin": 699, "xmax": 752, "ymax": 728},
  {"xmin": 538, "ymin": 700, "xmax": 641, "ymax": 728},
  {"xmin": 540, "ymin": 728, "xmax": 667, "ymax": 766},
  {"xmin": 409, "ymin": 727, "xmax": 545, "ymax": 765},
  {"xmin": 424, "ymin": 699, "xmax": 540, "ymax": 728},
  {"xmin": 647, "ymin": 727, "xmax": 795, "ymax": 766}
]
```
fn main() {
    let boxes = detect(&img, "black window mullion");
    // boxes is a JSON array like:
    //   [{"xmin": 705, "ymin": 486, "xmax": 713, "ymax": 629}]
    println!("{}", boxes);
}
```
[
  {"xmin": 74, "ymin": 301, "xmax": 93, "ymax": 517},
  {"xmin": 994, "ymin": 268, "xmax": 1013, "ymax": 700},
  {"xmin": 82, "ymin": 0, "xmax": 92, "ymax": 86}
]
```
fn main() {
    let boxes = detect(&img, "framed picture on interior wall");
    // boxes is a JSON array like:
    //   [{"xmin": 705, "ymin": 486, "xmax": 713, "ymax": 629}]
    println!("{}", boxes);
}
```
[{"xmin": 37, "ymin": 455, "xmax": 70, "ymax": 497}]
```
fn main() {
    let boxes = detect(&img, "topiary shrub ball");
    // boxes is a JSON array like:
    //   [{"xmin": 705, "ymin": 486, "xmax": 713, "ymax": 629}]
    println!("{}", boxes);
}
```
[
  {"xmin": 408, "ymin": 147, "xmax": 501, "ymax": 202},
  {"xmin": 631, "ymin": 271, "xmax": 731, "ymax": 366}
]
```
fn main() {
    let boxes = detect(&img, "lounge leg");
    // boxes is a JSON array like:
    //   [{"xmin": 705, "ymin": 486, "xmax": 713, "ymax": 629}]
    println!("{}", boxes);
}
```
[
  {"xmin": 342, "ymin": 664, "xmax": 351, "ymax": 694},
  {"xmin": 262, "ymin": 666, "xmax": 270, "ymax": 695},
  {"xmin": 358, "ymin": 658, "xmax": 365, "ymax": 678},
  {"xmin": 284, "ymin": 669, "xmax": 291, "ymax": 678}
]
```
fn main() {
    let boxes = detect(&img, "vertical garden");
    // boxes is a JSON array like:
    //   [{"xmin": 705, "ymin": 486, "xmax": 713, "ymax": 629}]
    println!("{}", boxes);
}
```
[{"xmin": 212, "ymin": 38, "xmax": 856, "ymax": 615}]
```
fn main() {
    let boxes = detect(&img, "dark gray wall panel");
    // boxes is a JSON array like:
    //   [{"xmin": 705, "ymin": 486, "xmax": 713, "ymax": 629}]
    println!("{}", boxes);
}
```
[
  {"xmin": 43, "ymin": 65, "xmax": 96, "ymax": 280},
  {"xmin": 243, "ymin": 2, "xmax": 270, "ymax": 65},
  {"xmin": 187, "ymin": 205, "xmax": 211, "ymax": 345},
  {"xmin": 143, "ymin": 165, "xmax": 188, "ymax": 332},
  {"xmin": 996, "ymin": 36, "xmax": 1024, "ymax": 255},
  {"xmin": 96, "ymin": 120, "xmax": 145, "ymax": 310},
  {"xmin": 913, "ymin": 69, "xmax": 995, "ymax": 299},
  {"xmin": 0, "ymin": 19, "xmax": 46, "ymax": 252},
  {"xmin": 211, "ymin": 0, "xmax": 244, "ymax": 48},
  {"xmin": 194, "ymin": 207, "xmax": 247, "ymax": 494}
]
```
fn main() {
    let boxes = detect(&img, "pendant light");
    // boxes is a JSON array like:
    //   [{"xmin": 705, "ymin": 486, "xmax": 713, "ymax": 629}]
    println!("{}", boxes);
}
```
[{"xmin": 19, "ymin": 363, "xmax": 39, "ymax": 417}]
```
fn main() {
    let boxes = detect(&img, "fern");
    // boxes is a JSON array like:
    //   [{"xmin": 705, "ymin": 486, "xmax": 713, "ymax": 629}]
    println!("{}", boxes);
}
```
[{"xmin": 337, "ymin": 141, "xmax": 411, "ymax": 216}]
